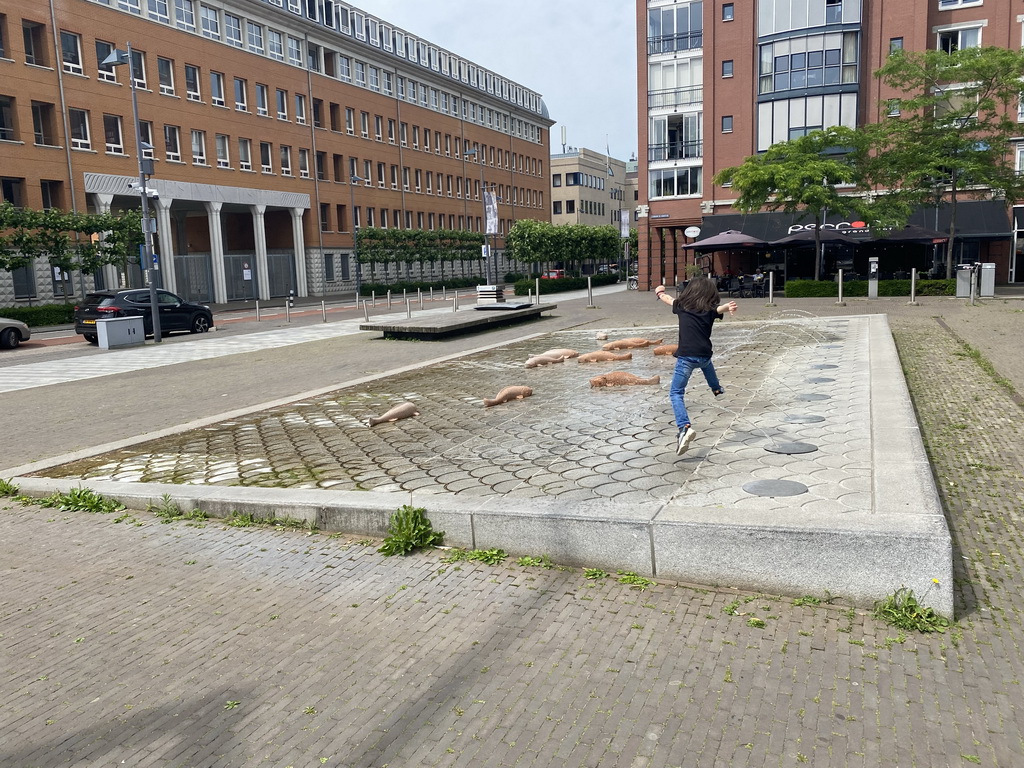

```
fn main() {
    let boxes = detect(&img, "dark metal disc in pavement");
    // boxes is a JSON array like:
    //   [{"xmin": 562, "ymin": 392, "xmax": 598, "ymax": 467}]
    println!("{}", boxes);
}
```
[
  {"xmin": 796, "ymin": 393, "xmax": 831, "ymax": 401},
  {"xmin": 743, "ymin": 479, "xmax": 809, "ymax": 497},
  {"xmin": 806, "ymin": 377, "xmax": 835, "ymax": 384},
  {"xmin": 784, "ymin": 414, "xmax": 826, "ymax": 423},
  {"xmin": 811, "ymin": 364, "xmax": 839, "ymax": 369},
  {"xmin": 765, "ymin": 442, "xmax": 818, "ymax": 454}
]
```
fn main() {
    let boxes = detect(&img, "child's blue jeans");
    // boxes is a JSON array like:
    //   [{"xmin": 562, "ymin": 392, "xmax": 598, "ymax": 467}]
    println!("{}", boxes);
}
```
[{"xmin": 669, "ymin": 356, "xmax": 722, "ymax": 430}]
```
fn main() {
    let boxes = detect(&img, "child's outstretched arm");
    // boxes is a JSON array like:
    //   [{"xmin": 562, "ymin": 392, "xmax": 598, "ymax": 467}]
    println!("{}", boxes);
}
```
[
  {"xmin": 654, "ymin": 285, "xmax": 673, "ymax": 306},
  {"xmin": 717, "ymin": 300, "xmax": 737, "ymax": 316}
]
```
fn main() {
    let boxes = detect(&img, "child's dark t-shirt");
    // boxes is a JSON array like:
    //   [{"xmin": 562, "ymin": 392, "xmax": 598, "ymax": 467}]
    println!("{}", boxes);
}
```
[{"xmin": 672, "ymin": 307, "xmax": 723, "ymax": 357}]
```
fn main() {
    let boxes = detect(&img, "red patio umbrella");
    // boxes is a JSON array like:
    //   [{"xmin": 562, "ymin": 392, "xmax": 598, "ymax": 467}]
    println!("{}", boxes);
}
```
[{"xmin": 682, "ymin": 230, "xmax": 768, "ymax": 251}]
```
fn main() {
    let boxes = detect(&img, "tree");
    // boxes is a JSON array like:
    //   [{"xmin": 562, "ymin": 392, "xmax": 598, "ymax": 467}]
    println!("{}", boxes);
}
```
[
  {"xmin": 872, "ymin": 46, "xmax": 1024, "ymax": 278},
  {"xmin": 713, "ymin": 126, "xmax": 876, "ymax": 280}
]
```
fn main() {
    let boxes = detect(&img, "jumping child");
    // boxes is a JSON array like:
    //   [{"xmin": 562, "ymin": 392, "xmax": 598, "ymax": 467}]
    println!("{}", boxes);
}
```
[{"xmin": 654, "ymin": 278, "xmax": 737, "ymax": 455}]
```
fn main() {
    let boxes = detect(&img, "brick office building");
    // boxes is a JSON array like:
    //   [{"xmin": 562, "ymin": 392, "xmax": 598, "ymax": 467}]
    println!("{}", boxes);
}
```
[
  {"xmin": 0, "ymin": 0, "xmax": 553, "ymax": 307},
  {"xmin": 636, "ymin": 0, "xmax": 1022, "ymax": 290}
]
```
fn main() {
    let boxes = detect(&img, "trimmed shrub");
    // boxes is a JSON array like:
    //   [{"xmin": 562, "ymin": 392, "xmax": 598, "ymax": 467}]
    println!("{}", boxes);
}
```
[
  {"xmin": 359, "ymin": 277, "xmax": 483, "ymax": 296},
  {"xmin": 512, "ymin": 273, "xmax": 618, "ymax": 295},
  {"xmin": 784, "ymin": 278, "xmax": 955, "ymax": 298},
  {"xmin": 1, "ymin": 303, "xmax": 76, "ymax": 326}
]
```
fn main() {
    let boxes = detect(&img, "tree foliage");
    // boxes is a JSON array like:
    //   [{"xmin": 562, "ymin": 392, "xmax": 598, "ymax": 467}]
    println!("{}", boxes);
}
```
[
  {"xmin": 871, "ymin": 45, "xmax": 1024, "ymax": 277},
  {"xmin": 0, "ymin": 203, "xmax": 144, "ymax": 296},
  {"xmin": 354, "ymin": 227, "xmax": 484, "ymax": 267},
  {"xmin": 713, "ymin": 126, "xmax": 882, "ymax": 280},
  {"xmin": 505, "ymin": 220, "xmax": 623, "ymax": 271}
]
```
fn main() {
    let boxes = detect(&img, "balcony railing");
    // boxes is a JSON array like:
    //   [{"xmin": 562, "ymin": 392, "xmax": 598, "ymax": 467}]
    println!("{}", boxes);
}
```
[
  {"xmin": 648, "ymin": 141, "xmax": 704, "ymax": 162},
  {"xmin": 647, "ymin": 31, "xmax": 703, "ymax": 56},
  {"xmin": 648, "ymin": 85, "xmax": 704, "ymax": 109}
]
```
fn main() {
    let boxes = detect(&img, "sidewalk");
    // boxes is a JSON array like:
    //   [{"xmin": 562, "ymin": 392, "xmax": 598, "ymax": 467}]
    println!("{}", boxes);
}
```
[{"xmin": 1, "ymin": 288, "xmax": 1023, "ymax": 766}]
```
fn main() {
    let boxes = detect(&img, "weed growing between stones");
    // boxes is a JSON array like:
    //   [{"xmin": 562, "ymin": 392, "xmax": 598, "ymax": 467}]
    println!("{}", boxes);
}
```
[
  {"xmin": 873, "ymin": 586, "xmax": 952, "ymax": 633},
  {"xmin": 378, "ymin": 505, "xmax": 444, "ymax": 556},
  {"xmin": 0, "ymin": 478, "xmax": 19, "ymax": 497},
  {"xmin": 441, "ymin": 547, "xmax": 507, "ymax": 565},
  {"xmin": 30, "ymin": 487, "xmax": 124, "ymax": 515},
  {"xmin": 146, "ymin": 494, "xmax": 209, "ymax": 524}
]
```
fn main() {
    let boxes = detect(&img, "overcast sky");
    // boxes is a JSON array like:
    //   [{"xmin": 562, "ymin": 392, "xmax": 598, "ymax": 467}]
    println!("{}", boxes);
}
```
[{"xmin": 356, "ymin": 0, "xmax": 639, "ymax": 163}]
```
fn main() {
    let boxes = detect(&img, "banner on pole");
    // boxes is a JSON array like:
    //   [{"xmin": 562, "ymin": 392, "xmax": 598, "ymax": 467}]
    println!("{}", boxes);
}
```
[{"xmin": 484, "ymin": 189, "xmax": 499, "ymax": 235}]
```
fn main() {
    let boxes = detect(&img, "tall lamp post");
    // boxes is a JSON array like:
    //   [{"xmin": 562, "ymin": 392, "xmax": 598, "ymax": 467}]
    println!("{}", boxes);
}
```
[
  {"xmin": 103, "ymin": 42, "xmax": 162, "ymax": 343},
  {"xmin": 349, "ymin": 174, "xmax": 364, "ymax": 298},
  {"xmin": 463, "ymin": 147, "xmax": 494, "ymax": 285}
]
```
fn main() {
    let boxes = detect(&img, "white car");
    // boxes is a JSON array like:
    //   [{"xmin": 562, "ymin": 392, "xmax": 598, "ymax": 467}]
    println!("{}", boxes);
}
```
[{"xmin": 0, "ymin": 317, "xmax": 31, "ymax": 349}]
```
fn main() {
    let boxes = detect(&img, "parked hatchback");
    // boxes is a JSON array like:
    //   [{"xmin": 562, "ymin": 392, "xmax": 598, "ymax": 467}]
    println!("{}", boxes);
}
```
[
  {"xmin": 74, "ymin": 289, "xmax": 214, "ymax": 343},
  {"xmin": 0, "ymin": 317, "xmax": 31, "ymax": 349}
]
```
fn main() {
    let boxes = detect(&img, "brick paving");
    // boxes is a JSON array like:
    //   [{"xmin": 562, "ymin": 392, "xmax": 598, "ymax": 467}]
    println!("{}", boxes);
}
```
[{"xmin": 1, "ymin": 290, "xmax": 1023, "ymax": 766}]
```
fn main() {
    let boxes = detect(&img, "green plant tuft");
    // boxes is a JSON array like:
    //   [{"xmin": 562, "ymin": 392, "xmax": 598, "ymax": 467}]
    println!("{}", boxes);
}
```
[
  {"xmin": 378, "ymin": 505, "xmax": 444, "ymax": 556},
  {"xmin": 37, "ymin": 487, "xmax": 124, "ymax": 514},
  {"xmin": 0, "ymin": 478, "xmax": 20, "ymax": 497},
  {"xmin": 617, "ymin": 571, "xmax": 655, "ymax": 590},
  {"xmin": 873, "ymin": 587, "xmax": 951, "ymax": 633}
]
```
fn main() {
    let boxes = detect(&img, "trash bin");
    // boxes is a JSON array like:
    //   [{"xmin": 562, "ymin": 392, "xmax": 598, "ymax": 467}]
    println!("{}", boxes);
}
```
[
  {"xmin": 955, "ymin": 265, "xmax": 975, "ymax": 298},
  {"xmin": 979, "ymin": 263, "xmax": 995, "ymax": 297},
  {"xmin": 96, "ymin": 316, "xmax": 145, "ymax": 349}
]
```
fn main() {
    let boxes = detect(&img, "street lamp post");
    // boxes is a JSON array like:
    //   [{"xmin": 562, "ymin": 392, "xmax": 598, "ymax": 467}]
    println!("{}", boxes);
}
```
[
  {"xmin": 463, "ymin": 148, "xmax": 493, "ymax": 285},
  {"xmin": 103, "ymin": 42, "xmax": 162, "ymax": 343},
  {"xmin": 349, "ymin": 174, "xmax": 364, "ymax": 298}
]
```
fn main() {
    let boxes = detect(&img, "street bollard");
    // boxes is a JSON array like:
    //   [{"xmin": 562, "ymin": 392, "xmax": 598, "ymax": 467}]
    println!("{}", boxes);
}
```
[
  {"xmin": 255, "ymin": 300, "xmax": 261, "ymax": 321},
  {"xmin": 430, "ymin": 287, "xmax": 434, "ymax": 303},
  {"xmin": 403, "ymin": 288, "xmax": 407, "ymax": 304},
  {"xmin": 387, "ymin": 290, "xmax": 392, "ymax": 308},
  {"xmin": 362, "ymin": 300, "xmax": 369, "ymax": 322},
  {"xmin": 837, "ymin": 269, "xmax": 845, "ymax": 306},
  {"xmin": 285, "ymin": 300, "xmax": 291, "ymax": 322},
  {"xmin": 586, "ymin": 276, "xmax": 594, "ymax": 308},
  {"xmin": 322, "ymin": 300, "xmax": 327, "ymax": 322},
  {"xmin": 406, "ymin": 298, "xmax": 412, "ymax": 319},
  {"xmin": 909, "ymin": 268, "xmax": 918, "ymax": 305},
  {"xmin": 442, "ymin": 286, "xmax": 447, "ymax": 301},
  {"xmin": 535, "ymin": 278, "xmax": 540, "ymax": 303},
  {"xmin": 528, "ymin": 289, "xmax": 533, "ymax": 305},
  {"xmin": 418, "ymin": 288, "xmax": 423, "ymax": 310},
  {"xmin": 452, "ymin": 297, "xmax": 457, "ymax": 313},
  {"xmin": 371, "ymin": 290, "xmax": 376, "ymax": 307},
  {"xmin": 767, "ymin": 271, "xmax": 776, "ymax": 306}
]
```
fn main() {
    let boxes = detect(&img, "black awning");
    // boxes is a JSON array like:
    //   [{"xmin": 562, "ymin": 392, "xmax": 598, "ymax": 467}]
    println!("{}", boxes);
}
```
[{"xmin": 699, "ymin": 199, "xmax": 1011, "ymax": 241}]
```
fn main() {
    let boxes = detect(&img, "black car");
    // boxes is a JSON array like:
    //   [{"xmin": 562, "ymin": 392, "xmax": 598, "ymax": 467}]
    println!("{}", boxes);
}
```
[{"xmin": 74, "ymin": 289, "xmax": 214, "ymax": 343}]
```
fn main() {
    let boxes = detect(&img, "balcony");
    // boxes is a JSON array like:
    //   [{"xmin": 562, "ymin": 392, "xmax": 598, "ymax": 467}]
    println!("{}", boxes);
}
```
[
  {"xmin": 648, "ymin": 141, "xmax": 703, "ymax": 163},
  {"xmin": 648, "ymin": 85, "xmax": 704, "ymax": 110},
  {"xmin": 647, "ymin": 31, "xmax": 703, "ymax": 56}
]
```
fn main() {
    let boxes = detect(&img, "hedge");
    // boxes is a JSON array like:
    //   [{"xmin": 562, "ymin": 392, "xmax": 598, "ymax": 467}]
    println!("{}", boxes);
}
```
[
  {"xmin": 1, "ymin": 303, "xmax": 76, "ymax": 326},
  {"xmin": 359, "ymin": 277, "xmax": 485, "ymax": 296},
  {"xmin": 512, "ymin": 273, "xmax": 619, "ymax": 295},
  {"xmin": 784, "ymin": 279, "xmax": 955, "ymax": 298}
]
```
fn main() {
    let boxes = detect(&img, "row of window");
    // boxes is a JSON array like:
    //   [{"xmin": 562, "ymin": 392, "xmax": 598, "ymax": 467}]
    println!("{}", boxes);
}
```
[
  {"xmin": 319, "ymin": 204, "xmax": 518, "ymax": 238},
  {"xmin": 551, "ymin": 200, "xmax": 609, "ymax": 217},
  {"xmin": 83, "ymin": 0, "xmax": 547, "ymax": 123},
  {"xmin": 551, "ymin": 172, "xmax": 609, "ymax": 190}
]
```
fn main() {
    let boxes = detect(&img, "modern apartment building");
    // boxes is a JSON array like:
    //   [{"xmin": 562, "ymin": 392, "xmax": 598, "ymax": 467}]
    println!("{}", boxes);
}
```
[
  {"xmin": 0, "ymin": 0, "xmax": 553, "ymax": 307},
  {"xmin": 636, "ymin": 0, "xmax": 1022, "ymax": 289},
  {"xmin": 549, "ymin": 147, "xmax": 630, "ymax": 228}
]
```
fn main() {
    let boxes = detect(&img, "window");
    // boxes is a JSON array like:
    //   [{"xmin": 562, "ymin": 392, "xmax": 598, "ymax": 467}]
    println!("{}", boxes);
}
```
[
  {"xmin": 646, "ymin": 3, "xmax": 703, "ymax": 55},
  {"xmin": 649, "ymin": 166, "xmax": 702, "ymax": 197},
  {"xmin": 0, "ymin": 14, "xmax": 7, "ymax": 59},
  {"xmin": 0, "ymin": 96, "xmax": 15, "ymax": 141},
  {"xmin": 234, "ymin": 77, "xmax": 247, "ymax": 111},
  {"xmin": 130, "ymin": 49, "xmax": 146, "ymax": 89},
  {"xmin": 369, "ymin": 66, "xmax": 380, "ymax": 92},
  {"xmin": 164, "ymin": 124, "xmax": 180, "ymax": 161},
  {"xmin": 360, "ymin": 111, "xmax": 368, "ymax": 138},
  {"xmin": 175, "ymin": 0, "xmax": 195, "ymax": 31},
  {"xmin": 938, "ymin": 26, "xmax": 981, "ymax": 54},
  {"xmin": 276, "ymin": 89, "xmax": 288, "ymax": 120},
  {"xmin": 374, "ymin": 115, "xmax": 382, "ymax": 141},
  {"xmin": 722, "ymin": 59, "xmax": 733, "ymax": 78},
  {"xmin": 383, "ymin": 71, "xmax": 393, "ymax": 96},
  {"xmin": 552, "ymin": 174, "xmax": 562, "ymax": 187},
  {"xmin": 355, "ymin": 61, "xmax": 365, "ymax": 87},
  {"xmin": 376, "ymin": 162, "xmax": 385, "ymax": 187},
  {"xmin": 758, "ymin": 32, "xmax": 859, "ymax": 94},
  {"xmin": 31, "ymin": 101, "xmax": 57, "ymax": 145},
  {"xmin": 69, "ymin": 108, "xmax": 91, "ymax": 149},
  {"xmin": 294, "ymin": 94, "xmax": 306, "ymax": 124},
  {"xmin": 215, "ymin": 133, "xmax": 229, "ymax": 167},
  {"xmin": 103, "ymin": 114, "xmax": 124, "ymax": 153},
  {"xmin": 96, "ymin": 40, "xmax": 117, "ymax": 82},
  {"xmin": 267, "ymin": 29, "xmax": 283, "ymax": 60},
  {"xmin": 889, "ymin": 37, "xmax": 903, "ymax": 54},
  {"xmin": 157, "ymin": 57, "xmax": 175, "ymax": 95},
  {"xmin": 298, "ymin": 148, "xmax": 309, "ymax": 178},
  {"xmin": 722, "ymin": 115, "xmax": 733, "ymax": 133},
  {"xmin": 722, "ymin": 3, "xmax": 734, "ymax": 21},
  {"xmin": 344, "ymin": 107, "xmax": 354, "ymax": 134},
  {"xmin": 938, "ymin": 0, "xmax": 982, "ymax": 6},
  {"xmin": 324, "ymin": 253, "xmax": 335, "ymax": 282},
  {"xmin": 40, "ymin": 180, "xmax": 62, "ymax": 210},
  {"xmin": 320, "ymin": 203, "xmax": 330, "ymax": 231},
  {"xmin": 312, "ymin": 99, "xmax": 323, "ymax": 128},
  {"xmin": 200, "ymin": 5, "xmax": 219, "ymax": 38},
  {"xmin": 887, "ymin": 98, "xmax": 901, "ymax": 117},
  {"xmin": 60, "ymin": 32, "xmax": 83, "ymax": 75},
  {"xmin": 255, "ymin": 83, "xmax": 269, "ymax": 116},
  {"xmin": 185, "ymin": 64, "xmax": 200, "ymax": 100},
  {"xmin": 307, "ymin": 43, "xmax": 321, "ymax": 72},
  {"xmin": 210, "ymin": 71, "xmax": 225, "ymax": 106},
  {"xmin": 139, "ymin": 121, "xmax": 154, "ymax": 158},
  {"xmin": 247, "ymin": 21, "xmax": 264, "ymax": 54},
  {"xmin": 287, "ymin": 36, "xmax": 302, "ymax": 66},
  {"xmin": 825, "ymin": 0, "xmax": 842, "ymax": 23},
  {"xmin": 191, "ymin": 129, "xmax": 206, "ymax": 164},
  {"xmin": 147, "ymin": 0, "xmax": 169, "ymax": 23},
  {"xmin": 280, "ymin": 145, "xmax": 291, "ymax": 175},
  {"xmin": 224, "ymin": 13, "xmax": 242, "ymax": 47},
  {"xmin": 339, "ymin": 56, "xmax": 351, "ymax": 81},
  {"xmin": 553, "ymin": 201, "xmax": 562, "ymax": 215},
  {"xmin": 260, "ymin": 141, "xmax": 273, "ymax": 173},
  {"xmin": 238, "ymin": 137, "xmax": 252, "ymax": 170}
]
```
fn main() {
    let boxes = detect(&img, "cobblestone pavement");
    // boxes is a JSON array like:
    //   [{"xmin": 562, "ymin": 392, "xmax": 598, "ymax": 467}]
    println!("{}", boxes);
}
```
[{"xmin": 1, "ymin": 291, "xmax": 1023, "ymax": 767}]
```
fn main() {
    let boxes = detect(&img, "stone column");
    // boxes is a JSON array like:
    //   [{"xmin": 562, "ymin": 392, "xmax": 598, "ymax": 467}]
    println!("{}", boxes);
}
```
[
  {"xmin": 152, "ymin": 197, "xmax": 177, "ymax": 294},
  {"xmin": 290, "ymin": 207, "xmax": 309, "ymax": 297},
  {"xmin": 251, "ymin": 204, "xmax": 270, "ymax": 300},
  {"xmin": 204, "ymin": 201, "xmax": 228, "ymax": 305},
  {"xmin": 93, "ymin": 193, "xmax": 120, "ymax": 289}
]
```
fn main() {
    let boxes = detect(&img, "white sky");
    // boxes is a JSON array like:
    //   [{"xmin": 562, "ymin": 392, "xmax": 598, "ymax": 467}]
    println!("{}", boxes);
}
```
[{"xmin": 355, "ymin": 0, "xmax": 639, "ymax": 163}]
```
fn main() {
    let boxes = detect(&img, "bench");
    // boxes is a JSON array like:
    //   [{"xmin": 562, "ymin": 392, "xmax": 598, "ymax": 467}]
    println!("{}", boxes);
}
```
[{"xmin": 359, "ymin": 302, "xmax": 557, "ymax": 340}]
